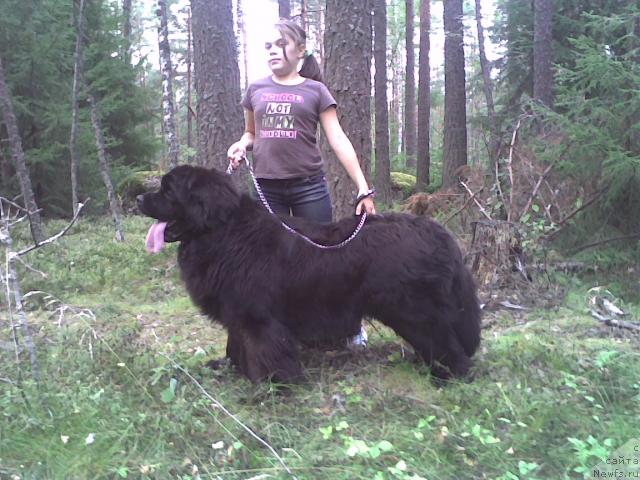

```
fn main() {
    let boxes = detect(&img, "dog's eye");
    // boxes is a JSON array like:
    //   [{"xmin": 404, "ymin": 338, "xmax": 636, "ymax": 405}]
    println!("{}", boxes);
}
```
[{"xmin": 164, "ymin": 188, "xmax": 176, "ymax": 201}]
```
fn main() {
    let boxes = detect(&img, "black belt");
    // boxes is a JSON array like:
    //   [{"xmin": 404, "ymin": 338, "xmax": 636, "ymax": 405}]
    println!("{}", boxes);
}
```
[{"xmin": 257, "ymin": 173, "xmax": 325, "ymax": 186}]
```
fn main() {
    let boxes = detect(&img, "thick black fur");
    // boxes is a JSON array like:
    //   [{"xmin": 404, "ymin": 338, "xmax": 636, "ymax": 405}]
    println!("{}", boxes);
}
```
[{"xmin": 137, "ymin": 165, "xmax": 481, "ymax": 383}]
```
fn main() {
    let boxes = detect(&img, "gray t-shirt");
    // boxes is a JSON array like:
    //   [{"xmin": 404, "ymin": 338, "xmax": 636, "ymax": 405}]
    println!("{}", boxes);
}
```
[{"xmin": 241, "ymin": 76, "xmax": 337, "ymax": 179}]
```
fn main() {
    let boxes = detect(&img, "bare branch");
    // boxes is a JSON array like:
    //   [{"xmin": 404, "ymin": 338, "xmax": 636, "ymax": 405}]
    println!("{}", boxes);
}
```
[
  {"xmin": 494, "ymin": 155, "xmax": 506, "ymax": 216},
  {"xmin": 519, "ymin": 162, "xmax": 554, "ymax": 222},
  {"xmin": 570, "ymin": 233, "xmax": 640, "ymax": 256},
  {"xmin": 16, "ymin": 200, "xmax": 89, "ymax": 256},
  {"xmin": 444, "ymin": 186, "xmax": 485, "ymax": 225},
  {"xmin": 460, "ymin": 181, "xmax": 492, "ymax": 220},
  {"xmin": 0, "ymin": 196, "xmax": 29, "ymax": 212},
  {"xmin": 544, "ymin": 189, "xmax": 607, "ymax": 240},
  {"xmin": 506, "ymin": 118, "xmax": 522, "ymax": 222},
  {"xmin": 590, "ymin": 310, "xmax": 640, "ymax": 332}
]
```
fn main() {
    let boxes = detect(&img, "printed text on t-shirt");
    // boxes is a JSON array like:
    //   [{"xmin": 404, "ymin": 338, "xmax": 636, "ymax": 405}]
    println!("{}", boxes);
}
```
[{"xmin": 261, "ymin": 97, "xmax": 297, "ymax": 139}]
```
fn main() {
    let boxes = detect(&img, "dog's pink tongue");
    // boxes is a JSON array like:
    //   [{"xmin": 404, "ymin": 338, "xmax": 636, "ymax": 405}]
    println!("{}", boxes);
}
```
[{"xmin": 145, "ymin": 222, "xmax": 167, "ymax": 254}]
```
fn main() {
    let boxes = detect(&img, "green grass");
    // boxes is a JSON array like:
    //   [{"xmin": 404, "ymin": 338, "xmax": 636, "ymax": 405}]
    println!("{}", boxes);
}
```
[{"xmin": 2, "ymin": 216, "xmax": 639, "ymax": 479}]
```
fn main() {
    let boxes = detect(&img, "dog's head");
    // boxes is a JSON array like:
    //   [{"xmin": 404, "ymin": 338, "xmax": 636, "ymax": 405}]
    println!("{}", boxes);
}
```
[{"xmin": 137, "ymin": 165, "xmax": 239, "ymax": 252}]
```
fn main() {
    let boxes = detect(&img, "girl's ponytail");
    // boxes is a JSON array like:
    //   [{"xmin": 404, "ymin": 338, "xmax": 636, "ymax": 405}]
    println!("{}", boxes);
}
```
[{"xmin": 299, "ymin": 53, "xmax": 323, "ymax": 83}]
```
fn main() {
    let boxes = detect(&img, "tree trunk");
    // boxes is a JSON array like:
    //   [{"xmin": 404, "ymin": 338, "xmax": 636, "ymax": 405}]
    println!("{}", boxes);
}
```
[
  {"xmin": 191, "ymin": 0, "xmax": 246, "ymax": 190},
  {"xmin": 373, "ymin": 0, "xmax": 391, "ymax": 205},
  {"xmin": 279, "ymin": 0, "xmax": 291, "ymax": 19},
  {"xmin": 389, "ymin": 1, "xmax": 404, "ymax": 160},
  {"xmin": 88, "ymin": 93, "xmax": 125, "ymax": 242},
  {"xmin": 157, "ymin": 0, "xmax": 180, "ymax": 169},
  {"xmin": 629, "ymin": 13, "xmax": 640, "ymax": 155},
  {"xmin": 1, "ymin": 214, "xmax": 41, "ymax": 383},
  {"xmin": 533, "ymin": 0, "xmax": 554, "ymax": 108},
  {"xmin": 416, "ymin": 0, "xmax": 430, "ymax": 191},
  {"xmin": 122, "ymin": 0, "xmax": 133, "ymax": 64},
  {"xmin": 236, "ymin": 0, "xmax": 249, "ymax": 89},
  {"xmin": 300, "ymin": 0, "xmax": 308, "ymax": 32},
  {"xmin": 404, "ymin": 0, "xmax": 417, "ymax": 171},
  {"xmin": 474, "ymin": 0, "xmax": 500, "ymax": 162},
  {"xmin": 442, "ymin": 0, "xmax": 468, "ymax": 188},
  {"xmin": 322, "ymin": 0, "xmax": 373, "ymax": 220},
  {"xmin": 186, "ymin": 7, "xmax": 193, "ymax": 159},
  {"xmin": 317, "ymin": 1, "xmax": 325, "ymax": 62},
  {"xmin": 70, "ymin": 0, "xmax": 87, "ymax": 216},
  {"xmin": 0, "ymin": 56, "xmax": 45, "ymax": 243}
]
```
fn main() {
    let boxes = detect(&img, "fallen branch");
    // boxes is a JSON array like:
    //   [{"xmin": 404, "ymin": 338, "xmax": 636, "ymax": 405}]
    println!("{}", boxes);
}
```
[
  {"xmin": 506, "ymin": 118, "xmax": 522, "ymax": 222},
  {"xmin": 494, "ymin": 154, "xmax": 507, "ymax": 217},
  {"xmin": 1, "ymin": 202, "xmax": 40, "ymax": 382},
  {"xmin": 590, "ymin": 310, "xmax": 640, "ymax": 332},
  {"xmin": 519, "ymin": 163, "xmax": 554, "ymax": 222},
  {"xmin": 569, "ymin": 233, "xmax": 640, "ymax": 256},
  {"xmin": 1, "ymin": 198, "xmax": 88, "ymax": 384},
  {"xmin": 444, "ymin": 186, "xmax": 484, "ymax": 225},
  {"xmin": 16, "ymin": 199, "xmax": 89, "ymax": 256},
  {"xmin": 460, "ymin": 181, "xmax": 492, "ymax": 220}
]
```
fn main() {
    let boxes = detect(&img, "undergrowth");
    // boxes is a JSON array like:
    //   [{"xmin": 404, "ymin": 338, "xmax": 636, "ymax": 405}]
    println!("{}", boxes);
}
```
[{"xmin": 1, "ymin": 216, "xmax": 639, "ymax": 479}]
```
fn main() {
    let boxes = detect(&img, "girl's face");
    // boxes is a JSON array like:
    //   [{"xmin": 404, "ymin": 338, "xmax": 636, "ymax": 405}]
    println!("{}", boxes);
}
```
[{"xmin": 264, "ymin": 28, "xmax": 305, "ymax": 77}]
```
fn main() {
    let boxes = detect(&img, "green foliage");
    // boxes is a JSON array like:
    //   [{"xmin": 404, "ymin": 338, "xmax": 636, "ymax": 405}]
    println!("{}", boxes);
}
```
[
  {"xmin": 547, "ymin": 5, "xmax": 640, "ymax": 242},
  {"xmin": 0, "ymin": 0, "xmax": 158, "ymax": 217},
  {"xmin": 390, "ymin": 171, "xmax": 416, "ymax": 197}
]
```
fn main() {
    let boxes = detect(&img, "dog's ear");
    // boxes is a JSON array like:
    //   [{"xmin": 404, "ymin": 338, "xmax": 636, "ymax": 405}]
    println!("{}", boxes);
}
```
[{"xmin": 185, "ymin": 169, "xmax": 240, "ymax": 229}]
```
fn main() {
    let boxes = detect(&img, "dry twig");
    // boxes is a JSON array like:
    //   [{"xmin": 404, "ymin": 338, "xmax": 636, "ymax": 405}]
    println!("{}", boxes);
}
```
[
  {"xmin": 460, "ymin": 181, "xmax": 492, "ymax": 220},
  {"xmin": 444, "ymin": 187, "xmax": 485, "ymax": 225},
  {"xmin": 506, "ymin": 118, "xmax": 522, "ymax": 221},
  {"xmin": 519, "ymin": 163, "xmax": 554, "ymax": 222},
  {"xmin": 17, "ymin": 200, "xmax": 89, "ymax": 256},
  {"xmin": 1, "ymin": 198, "xmax": 88, "ymax": 384}
]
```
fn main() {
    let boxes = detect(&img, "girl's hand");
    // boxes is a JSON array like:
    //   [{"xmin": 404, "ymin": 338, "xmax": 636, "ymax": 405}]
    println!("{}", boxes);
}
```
[
  {"xmin": 355, "ymin": 190, "xmax": 376, "ymax": 215},
  {"xmin": 227, "ymin": 142, "xmax": 246, "ymax": 169},
  {"xmin": 356, "ymin": 196, "xmax": 376, "ymax": 215}
]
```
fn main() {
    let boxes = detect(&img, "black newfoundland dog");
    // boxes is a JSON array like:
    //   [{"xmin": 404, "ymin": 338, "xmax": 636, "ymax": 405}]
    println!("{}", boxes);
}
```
[{"xmin": 137, "ymin": 165, "xmax": 481, "ymax": 383}]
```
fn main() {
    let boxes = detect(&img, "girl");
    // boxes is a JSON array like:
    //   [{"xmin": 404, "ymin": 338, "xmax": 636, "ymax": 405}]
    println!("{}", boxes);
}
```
[
  {"xmin": 227, "ymin": 19, "xmax": 376, "ymax": 220},
  {"xmin": 227, "ymin": 19, "xmax": 374, "ymax": 346}
]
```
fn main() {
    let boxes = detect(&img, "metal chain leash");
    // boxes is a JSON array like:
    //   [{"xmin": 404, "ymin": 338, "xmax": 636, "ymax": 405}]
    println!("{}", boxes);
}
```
[{"xmin": 227, "ymin": 158, "xmax": 367, "ymax": 250}]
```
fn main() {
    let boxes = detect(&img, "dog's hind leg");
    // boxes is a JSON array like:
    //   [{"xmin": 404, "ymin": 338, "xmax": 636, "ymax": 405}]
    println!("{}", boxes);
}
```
[{"xmin": 226, "ymin": 319, "xmax": 303, "ymax": 384}]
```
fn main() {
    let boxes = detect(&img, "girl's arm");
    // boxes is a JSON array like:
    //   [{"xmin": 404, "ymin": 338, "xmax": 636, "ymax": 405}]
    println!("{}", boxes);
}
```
[
  {"xmin": 320, "ymin": 107, "xmax": 376, "ymax": 214},
  {"xmin": 227, "ymin": 109, "xmax": 255, "ymax": 168}
]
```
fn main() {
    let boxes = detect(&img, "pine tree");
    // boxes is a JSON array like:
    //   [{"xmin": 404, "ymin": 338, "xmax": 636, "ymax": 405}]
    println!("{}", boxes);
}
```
[
  {"xmin": 373, "ymin": 0, "xmax": 392, "ymax": 204},
  {"xmin": 0, "ymin": 55, "xmax": 45, "ymax": 242},
  {"xmin": 474, "ymin": 0, "xmax": 498, "ymax": 162},
  {"xmin": 416, "ymin": 0, "xmax": 431, "ymax": 191},
  {"xmin": 157, "ymin": 0, "xmax": 180, "ymax": 169},
  {"xmin": 88, "ymin": 93, "xmax": 125, "ymax": 242},
  {"xmin": 191, "ymin": 0, "xmax": 245, "ymax": 189},
  {"xmin": 442, "ymin": 0, "xmax": 468, "ymax": 188},
  {"xmin": 404, "ymin": 0, "xmax": 417, "ymax": 171},
  {"xmin": 322, "ymin": 0, "xmax": 373, "ymax": 219},
  {"xmin": 70, "ymin": 0, "xmax": 87, "ymax": 216},
  {"xmin": 279, "ymin": 0, "xmax": 291, "ymax": 19},
  {"xmin": 533, "ymin": 0, "xmax": 554, "ymax": 107}
]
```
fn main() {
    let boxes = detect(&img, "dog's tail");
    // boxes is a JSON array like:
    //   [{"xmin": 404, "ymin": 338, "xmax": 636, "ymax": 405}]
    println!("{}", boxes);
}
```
[{"xmin": 452, "ymin": 264, "xmax": 482, "ymax": 357}]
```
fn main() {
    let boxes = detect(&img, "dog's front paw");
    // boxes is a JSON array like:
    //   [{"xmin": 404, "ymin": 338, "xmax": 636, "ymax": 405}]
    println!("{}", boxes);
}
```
[{"xmin": 205, "ymin": 357, "xmax": 232, "ymax": 370}]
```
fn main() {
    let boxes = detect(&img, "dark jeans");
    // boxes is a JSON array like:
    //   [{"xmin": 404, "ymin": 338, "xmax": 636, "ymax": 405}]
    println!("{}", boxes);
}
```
[{"xmin": 255, "ymin": 174, "xmax": 333, "ymax": 223}]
